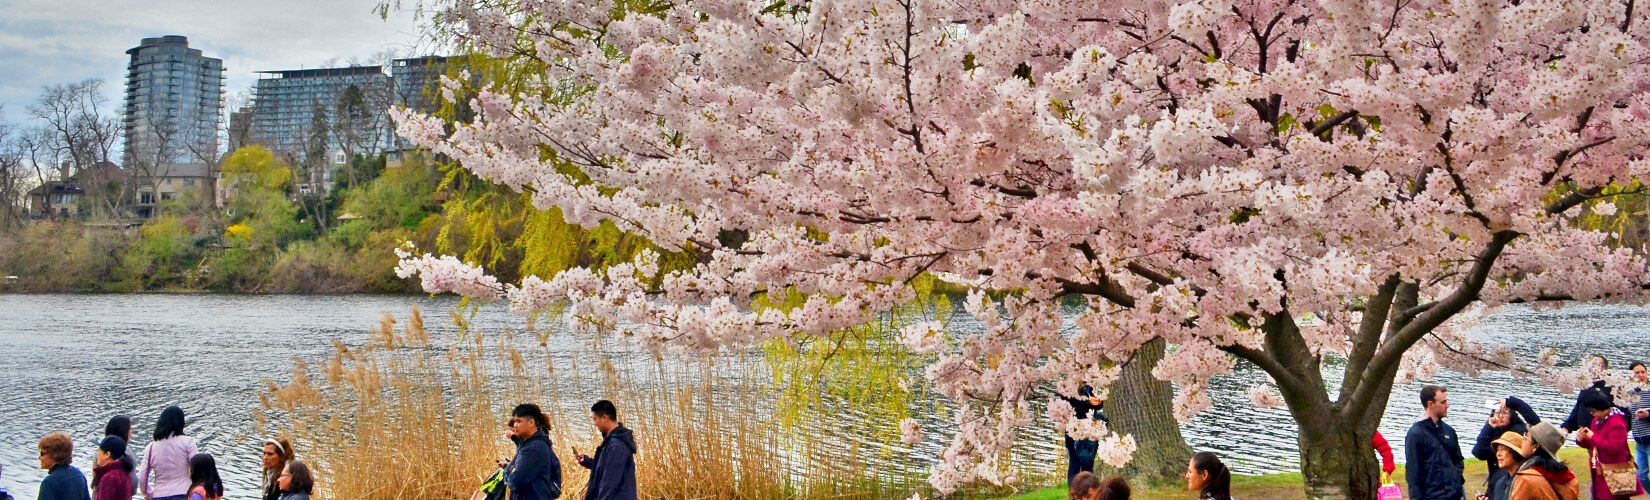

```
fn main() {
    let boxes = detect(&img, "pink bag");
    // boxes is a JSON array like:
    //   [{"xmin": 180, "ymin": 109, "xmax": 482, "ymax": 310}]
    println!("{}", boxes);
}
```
[{"xmin": 1377, "ymin": 483, "xmax": 1403, "ymax": 500}]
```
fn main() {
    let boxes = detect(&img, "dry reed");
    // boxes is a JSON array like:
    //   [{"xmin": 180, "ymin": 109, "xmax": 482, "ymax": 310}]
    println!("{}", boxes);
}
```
[{"xmin": 254, "ymin": 307, "xmax": 1044, "ymax": 499}]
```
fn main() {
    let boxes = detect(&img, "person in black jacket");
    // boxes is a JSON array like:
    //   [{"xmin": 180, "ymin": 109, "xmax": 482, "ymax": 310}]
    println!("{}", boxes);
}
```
[
  {"xmin": 1561, "ymin": 355, "xmax": 1628, "ymax": 434},
  {"xmin": 575, "ymin": 400, "xmax": 636, "ymax": 500},
  {"xmin": 1470, "ymin": 396, "xmax": 1539, "ymax": 500},
  {"xmin": 498, "ymin": 404, "xmax": 562, "ymax": 500},
  {"xmin": 1406, "ymin": 385, "xmax": 1465, "ymax": 500},
  {"xmin": 1061, "ymin": 386, "xmax": 1108, "ymax": 484}
]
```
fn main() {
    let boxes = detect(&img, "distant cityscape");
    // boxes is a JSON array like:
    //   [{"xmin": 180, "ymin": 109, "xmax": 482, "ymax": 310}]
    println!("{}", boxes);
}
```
[{"xmin": 27, "ymin": 34, "xmax": 452, "ymax": 219}]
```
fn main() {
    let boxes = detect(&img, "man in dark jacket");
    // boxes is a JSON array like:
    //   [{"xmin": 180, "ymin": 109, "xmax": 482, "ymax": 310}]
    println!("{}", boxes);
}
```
[
  {"xmin": 502, "ymin": 404, "xmax": 562, "ymax": 500},
  {"xmin": 1406, "ymin": 385, "xmax": 1464, "ymax": 500},
  {"xmin": 1470, "ymin": 396, "xmax": 1539, "ymax": 500},
  {"xmin": 576, "ymin": 400, "xmax": 636, "ymax": 500},
  {"xmin": 1060, "ymin": 386, "xmax": 1107, "ymax": 484},
  {"xmin": 1560, "ymin": 356, "xmax": 1628, "ymax": 433},
  {"xmin": 37, "ymin": 431, "xmax": 91, "ymax": 500}
]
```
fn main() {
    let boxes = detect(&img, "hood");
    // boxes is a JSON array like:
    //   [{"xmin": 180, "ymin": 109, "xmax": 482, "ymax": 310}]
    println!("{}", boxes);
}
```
[
  {"xmin": 605, "ymin": 424, "xmax": 636, "ymax": 453},
  {"xmin": 94, "ymin": 459, "xmax": 131, "ymax": 477}
]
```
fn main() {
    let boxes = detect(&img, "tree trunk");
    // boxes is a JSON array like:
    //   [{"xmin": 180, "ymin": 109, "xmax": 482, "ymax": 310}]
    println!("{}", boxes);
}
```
[
  {"xmin": 1294, "ymin": 410, "xmax": 1381, "ymax": 500},
  {"xmin": 1102, "ymin": 337, "xmax": 1194, "ymax": 485}
]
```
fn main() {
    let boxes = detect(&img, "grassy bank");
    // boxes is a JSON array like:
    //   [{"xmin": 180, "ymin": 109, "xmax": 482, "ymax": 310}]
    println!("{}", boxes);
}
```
[{"xmin": 997, "ymin": 447, "xmax": 1647, "ymax": 500}]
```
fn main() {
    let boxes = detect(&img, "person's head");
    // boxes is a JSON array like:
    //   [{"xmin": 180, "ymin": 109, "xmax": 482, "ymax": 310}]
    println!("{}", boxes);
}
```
[
  {"xmin": 1420, "ymin": 385, "xmax": 1449, "ymax": 420},
  {"xmin": 1070, "ymin": 471, "xmax": 1101, "ymax": 500},
  {"xmin": 1528, "ymin": 422, "xmax": 1565, "ymax": 457},
  {"xmin": 97, "ymin": 436, "xmax": 127, "ymax": 467},
  {"xmin": 1590, "ymin": 355, "xmax": 1609, "ymax": 371},
  {"xmin": 1490, "ymin": 432, "xmax": 1528, "ymax": 471},
  {"xmin": 262, "ymin": 438, "xmax": 292, "ymax": 471},
  {"xmin": 279, "ymin": 460, "xmax": 314, "ymax": 494},
  {"xmin": 1581, "ymin": 389, "xmax": 1614, "ymax": 418},
  {"xmin": 38, "ymin": 431, "xmax": 73, "ymax": 469},
  {"xmin": 188, "ymin": 453, "xmax": 224, "ymax": 497},
  {"xmin": 591, "ymin": 400, "xmax": 619, "ymax": 433},
  {"xmin": 1186, "ymin": 451, "xmax": 1231, "ymax": 499},
  {"xmin": 105, "ymin": 415, "xmax": 132, "ymax": 441},
  {"xmin": 1097, "ymin": 476, "xmax": 1130, "ymax": 500},
  {"xmin": 510, "ymin": 403, "xmax": 550, "ymax": 439},
  {"xmin": 155, "ymin": 406, "xmax": 187, "ymax": 441},
  {"xmin": 1631, "ymin": 361, "xmax": 1646, "ymax": 383}
]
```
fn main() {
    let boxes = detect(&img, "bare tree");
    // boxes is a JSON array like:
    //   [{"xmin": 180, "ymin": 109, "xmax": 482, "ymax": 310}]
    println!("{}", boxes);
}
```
[
  {"xmin": 127, "ymin": 108, "xmax": 182, "ymax": 217},
  {"xmin": 26, "ymin": 79, "xmax": 122, "ymax": 218},
  {"xmin": 0, "ymin": 107, "xmax": 27, "ymax": 230}
]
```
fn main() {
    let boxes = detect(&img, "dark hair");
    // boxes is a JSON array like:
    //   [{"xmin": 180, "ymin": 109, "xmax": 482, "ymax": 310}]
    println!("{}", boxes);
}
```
[
  {"xmin": 1630, "ymin": 361, "xmax": 1646, "ymax": 372},
  {"xmin": 105, "ymin": 415, "xmax": 132, "ymax": 440},
  {"xmin": 513, "ymin": 403, "xmax": 551, "ymax": 432},
  {"xmin": 1099, "ymin": 476, "xmax": 1130, "ymax": 500},
  {"xmin": 1527, "ymin": 447, "xmax": 1571, "ymax": 475},
  {"xmin": 155, "ymin": 406, "xmax": 187, "ymax": 441},
  {"xmin": 39, "ymin": 431, "xmax": 73, "ymax": 465},
  {"xmin": 1580, "ymin": 389, "xmax": 1614, "ymax": 411},
  {"xmin": 1591, "ymin": 355, "xmax": 1609, "ymax": 369},
  {"xmin": 188, "ymin": 453, "xmax": 224, "ymax": 498},
  {"xmin": 1069, "ymin": 471, "xmax": 1100, "ymax": 500},
  {"xmin": 591, "ymin": 400, "xmax": 618, "ymax": 421},
  {"xmin": 1420, "ymin": 385, "xmax": 1446, "ymax": 408},
  {"xmin": 284, "ymin": 460, "xmax": 315, "ymax": 494},
  {"xmin": 1191, "ymin": 451, "xmax": 1232, "ymax": 500}
]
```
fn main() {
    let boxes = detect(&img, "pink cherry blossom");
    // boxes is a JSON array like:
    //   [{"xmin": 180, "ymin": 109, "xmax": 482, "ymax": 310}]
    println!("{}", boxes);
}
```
[{"xmin": 396, "ymin": 0, "xmax": 1650, "ymax": 494}]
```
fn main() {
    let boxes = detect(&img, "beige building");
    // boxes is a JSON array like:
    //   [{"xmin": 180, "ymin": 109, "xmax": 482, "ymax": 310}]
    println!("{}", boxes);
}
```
[{"xmin": 134, "ymin": 162, "xmax": 213, "ymax": 217}]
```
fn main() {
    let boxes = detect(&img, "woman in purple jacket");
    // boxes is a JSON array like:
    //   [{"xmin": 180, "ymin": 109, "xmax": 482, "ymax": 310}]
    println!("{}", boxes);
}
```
[{"xmin": 138, "ymin": 406, "xmax": 198, "ymax": 500}]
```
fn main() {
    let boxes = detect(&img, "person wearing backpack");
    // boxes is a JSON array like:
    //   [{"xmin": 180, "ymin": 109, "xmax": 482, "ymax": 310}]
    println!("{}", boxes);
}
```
[
  {"xmin": 575, "ymin": 400, "xmax": 636, "ymax": 500},
  {"xmin": 498, "ymin": 404, "xmax": 562, "ymax": 500}
]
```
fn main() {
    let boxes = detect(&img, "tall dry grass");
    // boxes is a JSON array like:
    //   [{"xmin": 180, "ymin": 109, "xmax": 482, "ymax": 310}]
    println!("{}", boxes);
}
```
[{"xmin": 254, "ymin": 307, "xmax": 940, "ymax": 500}]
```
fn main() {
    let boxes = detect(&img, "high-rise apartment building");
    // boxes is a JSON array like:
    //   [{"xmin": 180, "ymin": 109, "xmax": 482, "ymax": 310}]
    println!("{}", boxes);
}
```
[
  {"xmin": 249, "ymin": 65, "xmax": 393, "ymax": 162},
  {"xmin": 122, "ymin": 35, "xmax": 224, "ymax": 168}
]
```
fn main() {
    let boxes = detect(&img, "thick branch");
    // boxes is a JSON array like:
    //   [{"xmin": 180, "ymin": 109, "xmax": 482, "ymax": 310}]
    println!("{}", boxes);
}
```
[{"xmin": 1341, "ymin": 275, "xmax": 1399, "ymax": 400}]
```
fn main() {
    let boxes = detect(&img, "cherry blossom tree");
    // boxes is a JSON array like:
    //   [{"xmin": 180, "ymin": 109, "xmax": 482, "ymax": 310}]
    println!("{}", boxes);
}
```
[{"xmin": 392, "ymin": 0, "xmax": 1650, "ymax": 497}]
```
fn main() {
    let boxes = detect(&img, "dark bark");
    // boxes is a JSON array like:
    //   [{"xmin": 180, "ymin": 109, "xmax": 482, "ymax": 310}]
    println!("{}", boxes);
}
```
[{"xmin": 1102, "ymin": 338, "xmax": 1193, "ymax": 485}]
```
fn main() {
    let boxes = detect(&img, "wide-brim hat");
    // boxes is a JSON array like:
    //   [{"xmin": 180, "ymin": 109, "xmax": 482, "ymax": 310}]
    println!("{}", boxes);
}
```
[
  {"xmin": 1490, "ymin": 431, "xmax": 1530, "ymax": 457},
  {"xmin": 1528, "ymin": 422, "xmax": 1565, "ymax": 456}
]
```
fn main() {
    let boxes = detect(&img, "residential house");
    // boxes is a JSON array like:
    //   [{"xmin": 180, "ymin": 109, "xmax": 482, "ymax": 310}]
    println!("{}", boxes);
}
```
[{"xmin": 134, "ymin": 162, "xmax": 213, "ymax": 217}]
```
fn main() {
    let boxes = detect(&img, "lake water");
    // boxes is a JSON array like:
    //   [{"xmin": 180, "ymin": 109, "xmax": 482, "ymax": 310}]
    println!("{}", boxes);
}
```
[{"xmin": 0, "ymin": 294, "xmax": 1646, "ymax": 499}]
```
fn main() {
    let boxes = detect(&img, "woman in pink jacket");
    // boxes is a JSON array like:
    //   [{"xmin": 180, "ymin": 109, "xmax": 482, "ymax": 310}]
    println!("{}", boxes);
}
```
[
  {"xmin": 138, "ymin": 406, "xmax": 198, "ymax": 500},
  {"xmin": 1574, "ymin": 391, "xmax": 1643, "ymax": 500}
]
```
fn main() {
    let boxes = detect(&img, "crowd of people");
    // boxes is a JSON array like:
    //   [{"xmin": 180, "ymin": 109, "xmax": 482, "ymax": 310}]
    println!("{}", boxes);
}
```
[
  {"xmin": 4, "ymin": 399, "xmax": 638, "ymax": 500},
  {"xmin": 11, "ymin": 406, "xmax": 309, "ymax": 500},
  {"xmin": 1065, "ymin": 356, "xmax": 1650, "ymax": 500}
]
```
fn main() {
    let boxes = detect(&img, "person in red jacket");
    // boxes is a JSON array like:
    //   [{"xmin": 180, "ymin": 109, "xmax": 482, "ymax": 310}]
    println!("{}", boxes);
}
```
[
  {"xmin": 1575, "ymin": 390, "xmax": 1644, "ymax": 500},
  {"xmin": 1372, "ymin": 430, "xmax": 1396, "ymax": 484},
  {"xmin": 92, "ymin": 436, "xmax": 133, "ymax": 500}
]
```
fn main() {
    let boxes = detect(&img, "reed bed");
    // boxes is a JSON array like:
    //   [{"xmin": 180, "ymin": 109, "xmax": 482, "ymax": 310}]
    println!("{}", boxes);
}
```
[{"xmin": 253, "ymin": 307, "xmax": 1046, "ymax": 499}]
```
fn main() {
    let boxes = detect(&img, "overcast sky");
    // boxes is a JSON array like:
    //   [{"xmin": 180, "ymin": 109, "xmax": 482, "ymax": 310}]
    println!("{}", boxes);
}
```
[{"xmin": 0, "ymin": 0, "xmax": 434, "ymax": 130}]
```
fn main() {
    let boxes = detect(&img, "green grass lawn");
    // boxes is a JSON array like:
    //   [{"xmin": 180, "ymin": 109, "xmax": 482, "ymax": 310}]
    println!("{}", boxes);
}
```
[{"xmin": 994, "ymin": 447, "xmax": 1648, "ymax": 500}]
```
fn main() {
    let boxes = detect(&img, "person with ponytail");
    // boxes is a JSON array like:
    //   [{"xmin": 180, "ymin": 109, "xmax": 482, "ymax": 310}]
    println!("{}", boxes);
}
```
[{"xmin": 1185, "ymin": 451, "xmax": 1232, "ymax": 500}]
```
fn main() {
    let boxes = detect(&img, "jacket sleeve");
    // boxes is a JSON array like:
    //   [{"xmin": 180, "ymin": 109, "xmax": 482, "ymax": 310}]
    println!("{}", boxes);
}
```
[
  {"xmin": 137, "ymin": 447, "xmax": 153, "ymax": 500},
  {"xmin": 1372, "ymin": 432, "xmax": 1395, "ymax": 474},
  {"xmin": 1505, "ymin": 396, "xmax": 1541, "ymax": 425},
  {"xmin": 1404, "ymin": 427, "xmax": 1425, "ymax": 495},
  {"xmin": 592, "ymin": 443, "xmax": 630, "ymax": 500},
  {"xmin": 1562, "ymin": 393, "xmax": 1587, "ymax": 432},
  {"xmin": 506, "ymin": 442, "xmax": 549, "ymax": 492},
  {"xmin": 1472, "ymin": 421, "xmax": 1499, "ymax": 462}
]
